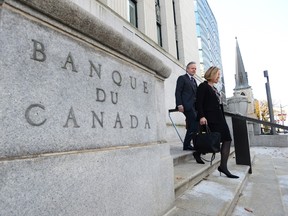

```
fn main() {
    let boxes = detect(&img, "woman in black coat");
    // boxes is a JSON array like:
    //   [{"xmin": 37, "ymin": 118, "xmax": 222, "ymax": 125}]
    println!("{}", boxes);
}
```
[{"xmin": 196, "ymin": 66, "xmax": 239, "ymax": 178}]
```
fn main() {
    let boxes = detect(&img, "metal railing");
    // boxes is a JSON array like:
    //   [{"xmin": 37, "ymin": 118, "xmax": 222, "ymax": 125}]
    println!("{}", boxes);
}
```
[
  {"xmin": 168, "ymin": 109, "xmax": 288, "ymax": 174},
  {"xmin": 224, "ymin": 111, "xmax": 288, "ymax": 131},
  {"xmin": 224, "ymin": 111, "xmax": 288, "ymax": 174}
]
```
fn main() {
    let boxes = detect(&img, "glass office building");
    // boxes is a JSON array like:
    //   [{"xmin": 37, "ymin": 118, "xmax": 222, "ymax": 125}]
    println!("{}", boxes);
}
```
[{"xmin": 194, "ymin": 0, "xmax": 227, "ymax": 100}]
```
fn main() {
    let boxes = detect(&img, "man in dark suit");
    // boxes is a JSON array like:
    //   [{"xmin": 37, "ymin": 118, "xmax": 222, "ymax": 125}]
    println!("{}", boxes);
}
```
[{"xmin": 175, "ymin": 62, "xmax": 204, "ymax": 163}]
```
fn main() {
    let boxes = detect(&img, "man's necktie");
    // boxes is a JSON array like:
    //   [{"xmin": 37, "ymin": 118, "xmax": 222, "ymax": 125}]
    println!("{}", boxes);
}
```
[{"xmin": 190, "ymin": 77, "xmax": 197, "ymax": 90}]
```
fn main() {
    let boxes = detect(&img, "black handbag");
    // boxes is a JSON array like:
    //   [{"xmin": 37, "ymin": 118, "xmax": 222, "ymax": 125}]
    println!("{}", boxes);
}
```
[{"xmin": 193, "ymin": 125, "xmax": 221, "ymax": 164}]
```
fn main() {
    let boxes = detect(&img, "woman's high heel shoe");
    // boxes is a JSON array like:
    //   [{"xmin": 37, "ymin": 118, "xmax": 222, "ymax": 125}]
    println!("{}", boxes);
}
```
[{"xmin": 218, "ymin": 166, "xmax": 239, "ymax": 179}]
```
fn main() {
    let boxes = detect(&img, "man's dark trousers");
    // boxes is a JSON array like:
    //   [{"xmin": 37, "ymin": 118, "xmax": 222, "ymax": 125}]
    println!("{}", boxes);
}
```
[{"xmin": 183, "ymin": 111, "xmax": 198, "ymax": 148}]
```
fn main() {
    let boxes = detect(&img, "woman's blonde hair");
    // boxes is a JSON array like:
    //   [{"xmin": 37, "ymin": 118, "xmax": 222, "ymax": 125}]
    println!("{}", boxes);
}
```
[{"xmin": 204, "ymin": 66, "xmax": 220, "ymax": 81}]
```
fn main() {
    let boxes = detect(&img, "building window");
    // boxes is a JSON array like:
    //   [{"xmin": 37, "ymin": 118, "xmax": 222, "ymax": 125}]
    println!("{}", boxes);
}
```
[
  {"xmin": 157, "ymin": 24, "xmax": 162, "ymax": 46},
  {"xmin": 155, "ymin": 0, "xmax": 162, "ymax": 46},
  {"xmin": 129, "ymin": 0, "xmax": 138, "ymax": 28},
  {"xmin": 172, "ymin": 0, "xmax": 179, "ymax": 59}
]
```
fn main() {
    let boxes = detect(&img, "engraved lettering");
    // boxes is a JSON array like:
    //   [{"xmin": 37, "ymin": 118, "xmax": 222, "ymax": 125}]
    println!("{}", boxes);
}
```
[
  {"xmin": 89, "ymin": 60, "xmax": 102, "ymax": 79},
  {"xmin": 110, "ymin": 91, "xmax": 118, "ymax": 104},
  {"xmin": 130, "ymin": 115, "xmax": 138, "ymax": 128},
  {"xmin": 144, "ymin": 116, "xmax": 150, "ymax": 129},
  {"xmin": 113, "ymin": 112, "xmax": 123, "ymax": 128},
  {"xmin": 25, "ymin": 104, "xmax": 47, "ymax": 126},
  {"xmin": 92, "ymin": 111, "xmax": 104, "ymax": 128},
  {"xmin": 130, "ymin": 76, "xmax": 136, "ymax": 89},
  {"xmin": 143, "ymin": 81, "xmax": 148, "ymax": 94},
  {"xmin": 63, "ymin": 106, "xmax": 80, "ymax": 128},
  {"xmin": 31, "ymin": 39, "xmax": 46, "ymax": 62},
  {"xmin": 27, "ymin": 39, "xmax": 154, "ymax": 132},
  {"xmin": 62, "ymin": 52, "xmax": 78, "ymax": 72},
  {"xmin": 112, "ymin": 70, "xmax": 122, "ymax": 86},
  {"xmin": 96, "ymin": 88, "xmax": 106, "ymax": 102}
]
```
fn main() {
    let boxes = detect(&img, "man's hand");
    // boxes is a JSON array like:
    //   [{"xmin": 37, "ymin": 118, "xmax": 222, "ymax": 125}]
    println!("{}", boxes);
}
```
[{"xmin": 178, "ymin": 105, "xmax": 184, "ymax": 113}]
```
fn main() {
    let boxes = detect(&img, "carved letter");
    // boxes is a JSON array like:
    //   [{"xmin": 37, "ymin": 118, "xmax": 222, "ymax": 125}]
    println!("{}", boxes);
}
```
[
  {"xmin": 112, "ymin": 70, "xmax": 122, "ymax": 86},
  {"xmin": 143, "ymin": 81, "xmax": 148, "ymax": 94},
  {"xmin": 62, "ymin": 52, "xmax": 77, "ymax": 72},
  {"xmin": 31, "ymin": 39, "xmax": 46, "ymax": 62},
  {"xmin": 92, "ymin": 111, "xmax": 104, "ymax": 128},
  {"xmin": 63, "ymin": 106, "xmax": 80, "ymax": 128},
  {"xmin": 110, "ymin": 91, "xmax": 118, "ymax": 104},
  {"xmin": 25, "ymin": 104, "xmax": 47, "ymax": 126},
  {"xmin": 130, "ymin": 76, "xmax": 137, "ymax": 89},
  {"xmin": 96, "ymin": 88, "xmax": 106, "ymax": 102},
  {"xmin": 130, "ymin": 115, "xmax": 138, "ymax": 128},
  {"xmin": 113, "ymin": 112, "xmax": 123, "ymax": 128},
  {"xmin": 144, "ymin": 116, "xmax": 150, "ymax": 129},
  {"xmin": 89, "ymin": 60, "xmax": 102, "ymax": 79}
]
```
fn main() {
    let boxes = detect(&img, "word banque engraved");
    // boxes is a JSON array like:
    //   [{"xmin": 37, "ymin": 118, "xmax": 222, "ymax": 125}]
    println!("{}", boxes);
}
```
[{"xmin": 25, "ymin": 39, "xmax": 152, "ymax": 129}]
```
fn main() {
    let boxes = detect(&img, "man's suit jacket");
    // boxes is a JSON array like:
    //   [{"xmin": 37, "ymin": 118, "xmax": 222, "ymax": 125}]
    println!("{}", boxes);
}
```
[{"xmin": 175, "ymin": 74, "xmax": 197, "ymax": 117}]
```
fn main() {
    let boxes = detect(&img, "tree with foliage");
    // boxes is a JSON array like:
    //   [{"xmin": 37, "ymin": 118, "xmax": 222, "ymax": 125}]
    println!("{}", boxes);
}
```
[
  {"xmin": 259, "ymin": 100, "xmax": 270, "ymax": 133},
  {"xmin": 254, "ymin": 99, "xmax": 260, "ymax": 119},
  {"xmin": 259, "ymin": 100, "xmax": 269, "ymax": 121}
]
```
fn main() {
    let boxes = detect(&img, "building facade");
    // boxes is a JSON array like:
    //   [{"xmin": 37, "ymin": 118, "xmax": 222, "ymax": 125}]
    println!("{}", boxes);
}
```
[
  {"xmin": 0, "ymin": 0, "xmax": 231, "ymax": 215},
  {"xmin": 85, "ymin": 0, "xmax": 201, "ymax": 73},
  {"xmin": 95, "ymin": 0, "xmax": 226, "ymax": 97},
  {"xmin": 70, "ymin": 0, "xmax": 225, "ymax": 135},
  {"xmin": 194, "ymin": 0, "xmax": 228, "ymax": 103}
]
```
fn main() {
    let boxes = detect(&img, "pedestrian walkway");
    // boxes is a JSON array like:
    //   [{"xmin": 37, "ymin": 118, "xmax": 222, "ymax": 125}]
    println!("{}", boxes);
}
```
[
  {"xmin": 232, "ymin": 147, "xmax": 288, "ymax": 216},
  {"xmin": 165, "ymin": 143, "xmax": 288, "ymax": 216}
]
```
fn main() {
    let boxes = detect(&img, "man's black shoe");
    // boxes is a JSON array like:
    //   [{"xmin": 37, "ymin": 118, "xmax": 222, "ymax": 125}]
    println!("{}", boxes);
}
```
[
  {"xmin": 193, "ymin": 152, "xmax": 205, "ymax": 164},
  {"xmin": 183, "ymin": 146, "xmax": 195, "ymax": 151}
]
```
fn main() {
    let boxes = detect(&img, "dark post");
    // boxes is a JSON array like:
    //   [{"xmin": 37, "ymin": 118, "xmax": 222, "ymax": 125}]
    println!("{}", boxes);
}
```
[
  {"xmin": 231, "ymin": 117, "xmax": 252, "ymax": 173},
  {"xmin": 263, "ymin": 70, "xmax": 276, "ymax": 134}
]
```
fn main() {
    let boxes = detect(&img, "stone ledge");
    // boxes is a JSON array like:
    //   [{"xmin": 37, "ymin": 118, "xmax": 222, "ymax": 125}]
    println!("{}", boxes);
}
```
[{"xmin": 2, "ymin": 0, "xmax": 171, "ymax": 79}]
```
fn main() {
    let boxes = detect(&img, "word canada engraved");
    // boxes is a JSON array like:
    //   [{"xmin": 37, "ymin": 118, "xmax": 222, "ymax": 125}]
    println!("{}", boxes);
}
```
[{"xmin": 25, "ymin": 39, "xmax": 152, "ymax": 130}]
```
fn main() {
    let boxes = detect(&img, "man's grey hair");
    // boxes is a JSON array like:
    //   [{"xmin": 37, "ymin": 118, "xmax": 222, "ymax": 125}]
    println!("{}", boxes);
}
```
[{"xmin": 186, "ymin": 61, "xmax": 196, "ymax": 70}]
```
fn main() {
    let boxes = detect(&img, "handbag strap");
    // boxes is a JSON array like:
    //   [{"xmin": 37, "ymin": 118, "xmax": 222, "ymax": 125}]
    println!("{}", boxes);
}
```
[
  {"xmin": 199, "ymin": 124, "xmax": 211, "ymax": 134},
  {"xmin": 200, "ymin": 153, "xmax": 216, "ymax": 166},
  {"xmin": 205, "ymin": 124, "xmax": 211, "ymax": 133}
]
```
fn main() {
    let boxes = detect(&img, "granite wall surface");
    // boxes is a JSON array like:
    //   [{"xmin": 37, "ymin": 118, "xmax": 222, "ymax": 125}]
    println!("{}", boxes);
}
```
[{"xmin": 0, "ymin": 0, "xmax": 174, "ymax": 215}]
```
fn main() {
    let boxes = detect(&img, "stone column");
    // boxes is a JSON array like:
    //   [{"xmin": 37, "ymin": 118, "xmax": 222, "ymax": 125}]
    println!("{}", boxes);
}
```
[
  {"xmin": 0, "ymin": 0, "xmax": 174, "ymax": 215},
  {"xmin": 227, "ymin": 94, "xmax": 248, "ymax": 115}
]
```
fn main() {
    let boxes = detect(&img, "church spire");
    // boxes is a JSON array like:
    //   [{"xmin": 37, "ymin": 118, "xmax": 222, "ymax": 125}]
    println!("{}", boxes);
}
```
[{"xmin": 234, "ymin": 37, "xmax": 250, "ymax": 90}]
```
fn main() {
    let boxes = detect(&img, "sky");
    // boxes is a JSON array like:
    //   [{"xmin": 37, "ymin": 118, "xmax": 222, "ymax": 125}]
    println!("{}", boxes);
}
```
[{"xmin": 207, "ymin": 0, "xmax": 288, "ymax": 118}]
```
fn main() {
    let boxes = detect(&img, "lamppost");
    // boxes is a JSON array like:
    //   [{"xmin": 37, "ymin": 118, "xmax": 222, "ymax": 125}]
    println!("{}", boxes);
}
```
[{"xmin": 263, "ymin": 70, "xmax": 276, "ymax": 134}]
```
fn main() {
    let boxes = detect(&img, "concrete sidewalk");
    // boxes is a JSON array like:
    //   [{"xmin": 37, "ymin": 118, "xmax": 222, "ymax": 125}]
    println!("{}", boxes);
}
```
[{"xmin": 232, "ymin": 147, "xmax": 288, "ymax": 216}]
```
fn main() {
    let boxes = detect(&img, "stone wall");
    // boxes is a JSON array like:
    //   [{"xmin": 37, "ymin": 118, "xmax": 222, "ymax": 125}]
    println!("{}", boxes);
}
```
[
  {"xmin": 250, "ymin": 135, "xmax": 288, "ymax": 147},
  {"xmin": 0, "ymin": 0, "xmax": 175, "ymax": 215}
]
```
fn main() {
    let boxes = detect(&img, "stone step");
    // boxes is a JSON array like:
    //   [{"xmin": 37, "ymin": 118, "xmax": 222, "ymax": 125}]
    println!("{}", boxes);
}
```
[
  {"xmin": 169, "ymin": 141, "xmax": 194, "ymax": 166},
  {"xmin": 173, "ymin": 152, "xmax": 222, "ymax": 198},
  {"xmin": 165, "ymin": 143, "xmax": 252, "ymax": 216},
  {"xmin": 170, "ymin": 143, "xmax": 237, "ymax": 198},
  {"xmin": 170, "ymin": 142, "xmax": 224, "ymax": 167}
]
